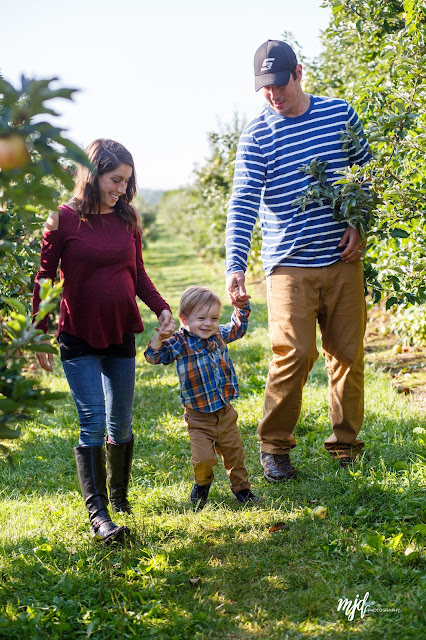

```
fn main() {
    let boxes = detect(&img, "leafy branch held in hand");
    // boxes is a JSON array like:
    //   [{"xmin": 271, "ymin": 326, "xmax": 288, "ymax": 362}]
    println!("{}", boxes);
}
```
[{"xmin": 293, "ymin": 153, "xmax": 379, "ymax": 240}]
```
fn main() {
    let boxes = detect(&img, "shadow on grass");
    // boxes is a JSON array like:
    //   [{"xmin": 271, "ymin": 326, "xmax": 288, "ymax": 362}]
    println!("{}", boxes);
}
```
[
  {"xmin": 0, "ymin": 478, "xmax": 424, "ymax": 640},
  {"xmin": 1, "ymin": 380, "xmax": 424, "ymax": 638}
]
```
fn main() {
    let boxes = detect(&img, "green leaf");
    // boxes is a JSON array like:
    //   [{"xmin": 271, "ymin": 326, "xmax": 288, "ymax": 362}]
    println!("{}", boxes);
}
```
[
  {"xmin": 411, "ymin": 524, "xmax": 426, "ymax": 536},
  {"xmin": 366, "ymin": 531, "xmax": 385, "ymax": 550},
  {"xmin": 26, "ymin": 344, "xmax": 57, "ymax": 354},
  {"xmin": 393, "ymin": 461, "xmax": 409, "ymax": 471},
  {"xmin": 386, "ymin": 296, "xmax": 398, "ymax": 309},
  {"xmin": 386, "ymin": 533, "xmax": 403, "ymax": 550},
  {"xmin": 372, "ymin": 289, "xmax": 382, "ymax": 304},
  {"xmin": 405, "ymin": 293, "xmax": 418, "ymax": 304},
  {"xmin": 1, "ymin": 296, "xmax": 27, "ymax": 315},
  {"xmin": 34, "ymin": 543, "xmax": 52, "ymax": 557},
  {"xmin": 34, "ymin": 303, "xmax": 58, "ymax": 322},
  {"xmin": 390, "ymin": 229, "xmax": 410, "ymax": 239}
]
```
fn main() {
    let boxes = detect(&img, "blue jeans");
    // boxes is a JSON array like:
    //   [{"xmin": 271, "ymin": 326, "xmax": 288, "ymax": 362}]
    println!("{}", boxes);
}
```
[{"xmin": 62, "ymin": 356, "xmax": 135, "ymax": 447}]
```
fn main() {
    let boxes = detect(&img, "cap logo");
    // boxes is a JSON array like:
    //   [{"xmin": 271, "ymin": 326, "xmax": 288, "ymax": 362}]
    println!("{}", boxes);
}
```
[{"xmin": 261, "ymin": 58, "xmax": 275, "ymax": 72}]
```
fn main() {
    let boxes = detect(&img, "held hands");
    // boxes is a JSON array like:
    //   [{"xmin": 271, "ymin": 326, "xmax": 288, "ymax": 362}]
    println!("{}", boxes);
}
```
[
  {"xmin": 226, "ymin": 270, "xmax": 251, "ymax": 309},
  {"xmin": 338, "ymin": 227, "xmax": 367, "ymax": 263},
  {"xmin": 157, "ymin": 309, "xmax": 176, "ymax": 337},
  {"xmin": 151, "ymin": 309, "xmax": 176, "ymax": 349}
]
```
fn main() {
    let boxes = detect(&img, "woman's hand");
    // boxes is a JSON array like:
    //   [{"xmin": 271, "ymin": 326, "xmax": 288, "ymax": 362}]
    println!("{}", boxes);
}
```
[
  {"xmin": 157, "ymin": 310, "xmax": 176, "ymax": 339},
  {"xmin": 36, "ymin": 347, "xmax": 54, "ymax": 372}
]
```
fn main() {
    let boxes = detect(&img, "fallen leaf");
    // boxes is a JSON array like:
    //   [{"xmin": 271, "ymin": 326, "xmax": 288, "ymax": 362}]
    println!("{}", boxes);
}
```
[
  {"xmin": 311, "ymin": 506, "xmax": 327, "ymax": 519},
  {"xmin": 396, "ymin": 386, "xmax": 411, "ymax": 394},
  {"xmin": 404, "ymin": 545, "xmax": 418, "ymax": 557},
  {"xmin": 269, "ymin": 522, "xmax": 287, "ymax": 533}
]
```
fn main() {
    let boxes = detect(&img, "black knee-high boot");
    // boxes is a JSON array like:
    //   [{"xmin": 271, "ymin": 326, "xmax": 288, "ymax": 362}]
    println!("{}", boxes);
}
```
[
  {"xmin": 106, "ymin": 435, "xmax": 134, "ymax": 514},
  {"xmin": 74, "ymin": 446, "xmax": 129, "ymax": 542}
]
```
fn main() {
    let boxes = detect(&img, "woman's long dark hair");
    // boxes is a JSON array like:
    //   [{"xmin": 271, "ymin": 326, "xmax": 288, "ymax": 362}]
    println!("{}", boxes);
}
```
[{"xmin": 70, "ymin": 138, "xmax": 139, "ymax": 232}]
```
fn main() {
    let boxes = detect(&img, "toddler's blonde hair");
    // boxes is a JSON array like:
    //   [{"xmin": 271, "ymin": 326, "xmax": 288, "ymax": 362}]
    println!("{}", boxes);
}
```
[{"xmin": 179, "ymin": 286, "xmax": 222, "ymax": 318}]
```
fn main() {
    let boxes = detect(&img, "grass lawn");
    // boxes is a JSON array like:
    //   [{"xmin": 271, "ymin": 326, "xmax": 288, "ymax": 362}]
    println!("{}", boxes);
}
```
[{"xmin": 0, "ymin": 218, "xmax": 425, "ymax": 639}]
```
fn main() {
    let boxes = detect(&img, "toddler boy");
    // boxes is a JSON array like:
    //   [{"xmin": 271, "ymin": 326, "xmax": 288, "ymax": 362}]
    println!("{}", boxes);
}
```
[{"xmin": 144, "ymin": 286, "xmax": 258, "ymax": 508}]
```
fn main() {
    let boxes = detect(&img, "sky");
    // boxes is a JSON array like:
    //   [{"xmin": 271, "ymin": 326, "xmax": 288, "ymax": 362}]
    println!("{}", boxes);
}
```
[{"xmin": 2, "ymin": 0, "xmax": 331, "ymax": 191}]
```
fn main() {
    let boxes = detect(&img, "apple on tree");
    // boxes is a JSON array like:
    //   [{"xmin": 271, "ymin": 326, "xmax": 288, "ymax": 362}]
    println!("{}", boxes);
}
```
[{"xmin": 0, "ymin": 135, "xmax": 30, "ymax": 170}]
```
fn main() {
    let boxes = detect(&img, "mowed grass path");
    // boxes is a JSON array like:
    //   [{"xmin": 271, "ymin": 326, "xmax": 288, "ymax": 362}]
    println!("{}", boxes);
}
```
[{"xmin": 0, "ymin": 218, "xmax": 425, "ymax": 640}]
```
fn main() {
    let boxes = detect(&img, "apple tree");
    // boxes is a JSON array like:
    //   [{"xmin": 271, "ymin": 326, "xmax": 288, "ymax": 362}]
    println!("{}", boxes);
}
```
[
  {"xmin": 304, "ymin": 0, "xmax": 426, "ymax": 309},
  {"xmin": 0, "ymin": 74, "xmax": 88, "ymax": 457}
]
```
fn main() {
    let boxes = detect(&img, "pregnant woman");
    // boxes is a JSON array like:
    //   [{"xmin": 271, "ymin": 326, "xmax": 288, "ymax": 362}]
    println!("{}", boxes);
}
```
[{"xmin": 33, "ymin": 139, "xmax": 175, "ymax": 542}]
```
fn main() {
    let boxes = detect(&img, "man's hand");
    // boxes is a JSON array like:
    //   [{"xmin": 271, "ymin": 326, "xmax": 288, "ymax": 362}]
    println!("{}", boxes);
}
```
[
  {"xmin": 226, "ymin": 270, "xmax": 250, "ymax": 308},
  {"xmin": 338, "ymin": 227, "xmax": 367, "ymax": 263},
  {"xmin": 157, "ymin": 309, "xmax": 176, "ymax": 339}
]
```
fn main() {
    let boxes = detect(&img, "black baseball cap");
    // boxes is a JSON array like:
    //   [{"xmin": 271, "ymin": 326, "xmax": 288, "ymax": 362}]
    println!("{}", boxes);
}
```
[{"xmin": 254, "ymin": 40, "xmax": 298, "ymax": 91}]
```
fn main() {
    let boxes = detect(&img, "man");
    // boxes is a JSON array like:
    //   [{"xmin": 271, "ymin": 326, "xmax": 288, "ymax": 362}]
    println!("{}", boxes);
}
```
[{"xmin": 225, "ymin": 40, "xmax": 371, "ymax": 482}]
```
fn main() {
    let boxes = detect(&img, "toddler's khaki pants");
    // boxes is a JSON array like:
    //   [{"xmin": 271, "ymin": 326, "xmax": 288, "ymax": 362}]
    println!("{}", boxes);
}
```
[{"xmin": 184, "ymin": 404, "xmax": 250, "ymax": 493}]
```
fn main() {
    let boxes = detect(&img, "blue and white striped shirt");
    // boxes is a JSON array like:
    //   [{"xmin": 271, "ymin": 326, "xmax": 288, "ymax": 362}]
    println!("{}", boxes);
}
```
[{"xmin": 225, "ymin": 95, "xmax": 372, "ymax": 276}]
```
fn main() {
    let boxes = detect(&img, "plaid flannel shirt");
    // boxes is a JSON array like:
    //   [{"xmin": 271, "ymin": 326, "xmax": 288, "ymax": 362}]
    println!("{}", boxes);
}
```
[{"xmin": 144, "ymin": 305, "xmax": 250, "ymax": 412}]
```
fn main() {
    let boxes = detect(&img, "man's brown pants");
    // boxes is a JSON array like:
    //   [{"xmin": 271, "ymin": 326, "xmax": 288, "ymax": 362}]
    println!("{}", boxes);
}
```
[{"xmin": 258, "ymin": 260, "xmax": 366, "ymax": 458}]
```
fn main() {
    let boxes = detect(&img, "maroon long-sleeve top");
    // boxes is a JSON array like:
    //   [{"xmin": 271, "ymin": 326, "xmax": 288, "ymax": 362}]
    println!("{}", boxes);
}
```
[{"xmin": 32, "ymin": 205, "xmax": 171, "ymax": 349}]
